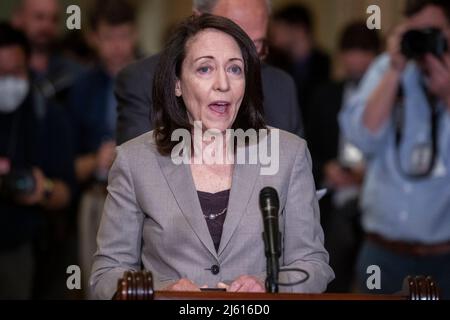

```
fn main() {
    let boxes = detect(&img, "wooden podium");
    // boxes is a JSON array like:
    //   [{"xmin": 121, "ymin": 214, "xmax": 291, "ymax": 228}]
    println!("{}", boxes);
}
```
[{"xmin": 114, "ymin": 271, "xmax": 440, "ymax": 300}]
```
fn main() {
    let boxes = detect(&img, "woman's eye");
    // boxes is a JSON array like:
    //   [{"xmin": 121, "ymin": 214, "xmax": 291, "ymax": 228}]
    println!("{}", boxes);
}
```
[
  {"xmin": 197, "ymin": 66, "xmax": 211, "ymax": 74},
  {"xmin": 228, "ymin": 65, "xmax": 242, "ymax": 75}
]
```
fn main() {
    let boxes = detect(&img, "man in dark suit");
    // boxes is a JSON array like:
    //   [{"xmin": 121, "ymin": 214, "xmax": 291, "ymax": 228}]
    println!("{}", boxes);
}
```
[
  {"xmin": 69, "ymin": 0, "xmax": 138, "ymax": 184},
  {"xmin": 268, "ymin": 4, "xmax": 331, "ymax": 131},
  {"xmin": 115, "ymin": 0, "xmax": 304, "ymax": 145}
]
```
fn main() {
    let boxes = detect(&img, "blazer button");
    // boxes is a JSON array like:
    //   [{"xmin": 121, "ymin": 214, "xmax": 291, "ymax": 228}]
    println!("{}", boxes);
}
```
[{"xmin": 210, "ymin": 265, "xmax": 220, "ymax": 275}]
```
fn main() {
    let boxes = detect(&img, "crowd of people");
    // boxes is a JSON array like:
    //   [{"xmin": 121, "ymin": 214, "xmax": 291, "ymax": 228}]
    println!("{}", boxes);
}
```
[{"xmin": 0, "ymin": 0, "xmax": 449, "ymax": 299}]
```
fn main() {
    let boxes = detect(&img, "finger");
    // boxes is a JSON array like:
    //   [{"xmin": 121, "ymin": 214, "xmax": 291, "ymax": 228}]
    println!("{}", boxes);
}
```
[
  {"xmin": 229, "ymin": 280, "xmax": 243, "ymax": 292},
  {"xmin": 248, "ymin": 283, "xmax": 265, "ymax": 293},
  {"xmin": 241, "ymin": 278, "xmax": 265, "ymax": 293},
  {"xmin": 238, "ymin": 280, "xmax": 257, "ymax": 292},
  {"xmin": 426, "ymin": 54, "xmax": 448, "ymax": 78},
  {"xmin": 217, "ymin": 282, "xmax": 229, "ymax": 290},
  {"xmin": 443, "ymin": 54, "xmax": 450, "ymax": 70}
]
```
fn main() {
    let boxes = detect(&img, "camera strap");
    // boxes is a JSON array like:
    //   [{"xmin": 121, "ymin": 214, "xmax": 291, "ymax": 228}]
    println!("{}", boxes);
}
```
[{"xmin": 394, "ymin": 83, "xmax": 440, "ymax": 179}]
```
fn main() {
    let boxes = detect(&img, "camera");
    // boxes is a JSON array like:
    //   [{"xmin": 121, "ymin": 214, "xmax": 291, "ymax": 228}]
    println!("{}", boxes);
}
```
[
  {"xmin": 401, "ymin": 28, "xmax": 448, "ymax": 59},
  {"xmin": 0, "ymin": 168, "xmax": 36, "ymax": 198}
]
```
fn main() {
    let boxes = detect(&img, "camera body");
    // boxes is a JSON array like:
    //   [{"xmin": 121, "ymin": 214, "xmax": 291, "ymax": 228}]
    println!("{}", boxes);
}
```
[
  {"xmin": 401, "ymin": 28, "xmax": 448, "ymax": 59},
  {"xmin": 0, "ymin": 168, "xmax": 36, "ymax": 198}
]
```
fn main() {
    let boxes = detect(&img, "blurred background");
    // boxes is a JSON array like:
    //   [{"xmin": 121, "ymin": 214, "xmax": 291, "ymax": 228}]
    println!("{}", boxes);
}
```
[
  {"xmin": 2, "ymin": 0, "xmax": 449, "ymax": 300},
  {"xmin": 0, "ymin": 0, "xmax": 405, "ymax": 64}
]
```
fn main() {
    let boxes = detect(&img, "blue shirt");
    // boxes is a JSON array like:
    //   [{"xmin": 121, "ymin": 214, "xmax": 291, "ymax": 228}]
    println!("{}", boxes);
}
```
[{"xmin": 339, "ymin": 54, "xmax": 450, "ymax": 244}]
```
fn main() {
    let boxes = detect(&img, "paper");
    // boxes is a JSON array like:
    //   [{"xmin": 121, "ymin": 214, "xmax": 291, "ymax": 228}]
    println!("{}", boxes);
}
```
[{"xmin": 316, "ymin": 189, "xmax": 328, "ymax": 200}]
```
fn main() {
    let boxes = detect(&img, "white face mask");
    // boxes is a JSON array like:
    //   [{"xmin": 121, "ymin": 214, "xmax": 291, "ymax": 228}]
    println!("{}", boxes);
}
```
[{"xmin": 0, "ymin": 76, "xmax": 30, "ymax": 114}]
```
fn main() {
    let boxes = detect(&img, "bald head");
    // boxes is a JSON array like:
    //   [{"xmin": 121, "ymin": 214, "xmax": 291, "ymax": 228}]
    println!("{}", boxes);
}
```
[
  {"xmin": 207, "ymin": 0, "xmax": 269, "ymax": 57},
  {"xmin": 12, "ymin": 0, "xmax": 61, "ymax": 51}
]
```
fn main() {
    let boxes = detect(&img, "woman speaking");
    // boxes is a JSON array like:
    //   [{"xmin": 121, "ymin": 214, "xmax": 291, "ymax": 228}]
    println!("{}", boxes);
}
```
[{"xmin": 90, "ymin": 14, "xmax": 333, "ymax": 299}]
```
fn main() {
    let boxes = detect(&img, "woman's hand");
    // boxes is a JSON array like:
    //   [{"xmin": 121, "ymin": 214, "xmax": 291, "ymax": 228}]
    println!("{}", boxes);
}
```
[
  {"xmin": 163, "ymin": 278, "xmax": 203, "ymax": 291},
  {"xmin": 219, "ymin": 275, "xmax": 265, "ymax": 292}
]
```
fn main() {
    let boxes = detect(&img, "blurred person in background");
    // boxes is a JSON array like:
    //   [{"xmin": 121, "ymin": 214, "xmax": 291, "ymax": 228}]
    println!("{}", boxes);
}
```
[
  {"xmin": 67, "ymin": 0, "xmax": 138, "ymax": 298},
  {"xmin": 11, "ymin": 0, "xmax": 82, "ymax": 103},
  {"xmin": 115, "ymin": 0, "xmax": 304, "ymax": 145},
  {"xmin": 340, "ymin": 0, "xmax": 450, "ymax": 298},
  {"xmin": 268, "ymin": 4, "xmax": 331, "ymax": 132},
  {"xmin": 308, "ymin": 22, "xmax": 381, "ymax": 292},
  {"xmin": 0, "ymin": 23, "xmax": 73, "ymax": 299},
  {"xmin": 60, "ymin": 31, "xmax": 96, "ymax": 68}
]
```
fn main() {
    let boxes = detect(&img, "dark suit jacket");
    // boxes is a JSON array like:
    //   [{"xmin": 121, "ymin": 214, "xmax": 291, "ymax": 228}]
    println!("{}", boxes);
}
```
[
  {"xmin": 307, "ymin": 81, "xmax": 345, "ymax": 185},
  {"xmin": 69, "ymin": 67, "xmax": 115, "ymax": 155},
  {"xmin": 115, "ymin": 54, "xmax": 304, "ymax": 145}
]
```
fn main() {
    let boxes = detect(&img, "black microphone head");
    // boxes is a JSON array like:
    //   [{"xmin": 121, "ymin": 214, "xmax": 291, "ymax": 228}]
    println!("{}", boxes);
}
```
[{"xmin": 259, "ymin": 187, "xmax": 279, "ymax": 213}]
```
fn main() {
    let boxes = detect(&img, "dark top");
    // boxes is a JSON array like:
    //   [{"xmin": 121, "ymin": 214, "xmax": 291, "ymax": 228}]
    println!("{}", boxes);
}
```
[
  {"xmin": 0, "ymin": 90, "xmax": 75, "ymax": 251},
  {"xmin": 307, "ymin": 81, "xmax": 346, "ymax": 185},
  {"xmin": 267, "ymin": 48, "xmax": 331, "ymax": 130},
  {"xmin": 197, "ymin": 189, "xmax": 230, "ymax": 252},
  {"xmin": 69, "ymin": 66, "xmax": 116, "ymax": 156}
]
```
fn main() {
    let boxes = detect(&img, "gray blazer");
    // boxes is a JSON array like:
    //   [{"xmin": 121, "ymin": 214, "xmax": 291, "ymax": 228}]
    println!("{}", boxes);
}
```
[
  {"xmin": 90, "ymin": 130, "xmax": 333, "ymax": 299},
  {"xmin": 115, "ymin": 54, "xmax": 304, "ymax": 145}
]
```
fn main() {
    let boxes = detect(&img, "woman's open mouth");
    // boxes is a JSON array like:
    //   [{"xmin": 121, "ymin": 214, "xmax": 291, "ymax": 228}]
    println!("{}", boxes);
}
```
[{"xmin": 208, "ymin": 101, "xmax": 231, "ymax": 115}]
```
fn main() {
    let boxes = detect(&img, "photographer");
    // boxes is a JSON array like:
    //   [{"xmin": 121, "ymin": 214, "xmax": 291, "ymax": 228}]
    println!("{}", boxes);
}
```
[
  {"xmin": 0, "ymin": 23, "xmax": 73, "ymax": 299},
  {"xmin": 340, "ymin": 0, "xmax": 450, "ymax": 298}
]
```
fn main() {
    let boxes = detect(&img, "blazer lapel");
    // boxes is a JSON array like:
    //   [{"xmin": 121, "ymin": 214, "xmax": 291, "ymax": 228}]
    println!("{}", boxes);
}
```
[
  {"xmin": 218, "ymin": 161, "xmax": 261, "ymax": 256},
  {"xmin": 155, "ymin": 153, "xmax": 218, "ymax": 258}
]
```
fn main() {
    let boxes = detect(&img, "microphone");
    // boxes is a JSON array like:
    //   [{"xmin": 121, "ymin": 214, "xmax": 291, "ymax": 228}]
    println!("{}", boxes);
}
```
[
  {"xmin": 259, "ymin": 187, "xmax": 281, "ymax": 293},
  {"xmin": 35, "ymin": 72, "xmax": 75, "ymax": 99}
]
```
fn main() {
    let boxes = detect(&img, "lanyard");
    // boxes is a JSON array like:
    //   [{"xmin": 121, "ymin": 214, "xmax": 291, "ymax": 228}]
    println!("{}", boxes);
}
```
[{"xmin": 394, "ymin": 83, "xmax": 440, "ymax": 179}]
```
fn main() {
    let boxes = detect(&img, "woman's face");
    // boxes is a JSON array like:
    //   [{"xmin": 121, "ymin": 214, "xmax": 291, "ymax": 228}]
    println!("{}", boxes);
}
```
[{"xmin": 176, "ymin": 28, "xmax": 245, "ymax": 132}]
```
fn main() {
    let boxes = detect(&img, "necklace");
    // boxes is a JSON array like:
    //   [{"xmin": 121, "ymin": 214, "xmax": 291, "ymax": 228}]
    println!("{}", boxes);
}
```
[{"xmin": 204, "ymin": 208, "xmax": 227, "ymax": 220}]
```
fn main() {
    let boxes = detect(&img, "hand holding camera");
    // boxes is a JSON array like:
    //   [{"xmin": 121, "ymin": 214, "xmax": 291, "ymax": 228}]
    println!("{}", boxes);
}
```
[
  {"xmin": 387, "ymin": 22, "xmax": 411, "ymax": 72},
  {"xmin": 389, "ymin": 21, "xmax": 450, "ymax": 106},
  {"xmin": 0, "ymin": 161, "xmax": 54, "ymax": 207},
  {"xmin": 424, "ymin": 52, "xmax": 450, "ymax": 107},
  {"xmin": 15, "ymin": 168, "xmax": 47, "ymax": 206}
]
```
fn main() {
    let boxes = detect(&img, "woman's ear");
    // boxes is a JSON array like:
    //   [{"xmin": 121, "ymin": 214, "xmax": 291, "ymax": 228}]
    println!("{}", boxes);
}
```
[{"xmin": 175, "ymin": 78, "xmax": 182, "ymax": 97}]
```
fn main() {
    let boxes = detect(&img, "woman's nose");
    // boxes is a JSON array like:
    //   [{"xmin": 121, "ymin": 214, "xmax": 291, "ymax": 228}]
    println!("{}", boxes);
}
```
[{"xmin": 213, "ymin": 68, "xmax": 230, "ymax": 92}]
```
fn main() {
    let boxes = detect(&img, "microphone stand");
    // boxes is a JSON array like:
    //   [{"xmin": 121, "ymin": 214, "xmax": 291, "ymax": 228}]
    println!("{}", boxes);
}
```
[{"xmin": 263, "ymin": 231, "xmax": 281, "ymax": 293}]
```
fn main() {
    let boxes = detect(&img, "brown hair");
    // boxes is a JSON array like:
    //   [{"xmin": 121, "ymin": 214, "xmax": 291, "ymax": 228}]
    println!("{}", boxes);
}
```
[
  {"xmin": 153, "ymin": 14, "xmax": 266, "ymax": 156},
  {"xmin": 89, "ymin": 0, "xmax": 136, "ymax": 31}
]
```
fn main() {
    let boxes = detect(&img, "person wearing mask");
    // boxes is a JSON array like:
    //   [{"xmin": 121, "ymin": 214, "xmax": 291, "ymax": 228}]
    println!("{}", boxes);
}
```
[{"xmin": 0, "ymin": 23, "xmax": 73, "ymax": 299}]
